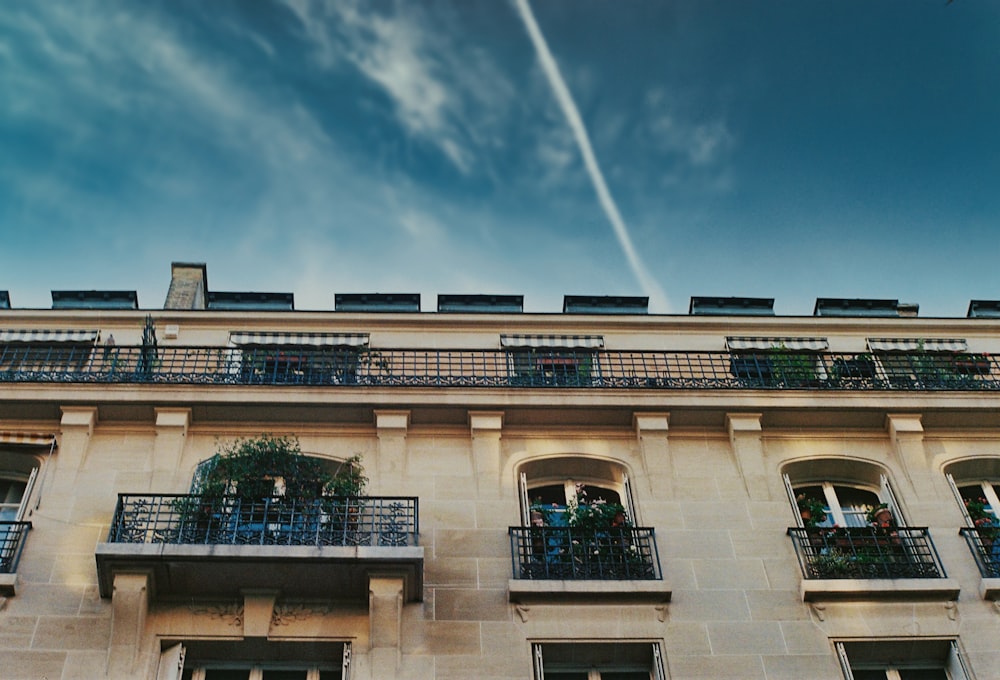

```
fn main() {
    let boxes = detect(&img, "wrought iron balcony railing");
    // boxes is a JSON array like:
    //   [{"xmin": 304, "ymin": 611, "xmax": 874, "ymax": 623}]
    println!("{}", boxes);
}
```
[
  {"xmin": 107, "ymin": 494, "xmax": 418, "ymax": 548},
  {"xmin": 509, "ymin": 526, "xmax": 662, "ymax": 580},
  {"xmin": 787, "ymin": 526, "xmax": 946, "ymax": 579},
  {"xmin": 2, "ymin": 345, "xmax": 999, "ymax": 391},
  {"xmin": 959, "ymin": 526, "xmax": 1000, "ymax": 578},
  {"xmin": 0, "ymin": 521, "xmax": 31, "ymax": 574}
]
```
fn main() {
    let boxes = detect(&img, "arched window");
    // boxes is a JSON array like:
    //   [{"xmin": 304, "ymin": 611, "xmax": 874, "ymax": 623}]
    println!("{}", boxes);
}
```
[
  {"xmin": 0, "ymin": 445, "xmax": 44, "ymax": 574},
  {"xmin": 782, "ymin": 459, "xmax": 905, "ymax": 528},
  {"xmin": 517, "ymin": 457, "xmax": 635, "ymax": 526},
  {"xmin": 944, "ymin": 458, "xmax": 1000, "ymax": 527}
]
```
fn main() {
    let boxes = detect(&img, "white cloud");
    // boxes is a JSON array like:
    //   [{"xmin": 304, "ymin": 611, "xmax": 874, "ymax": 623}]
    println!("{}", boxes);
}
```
[{"xmin": 280, "ymin": 0, "xmax": 512, "ymax": 175}]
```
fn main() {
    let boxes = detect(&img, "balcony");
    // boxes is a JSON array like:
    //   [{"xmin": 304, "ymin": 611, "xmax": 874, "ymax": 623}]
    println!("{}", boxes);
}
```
[
  {"xmin": 0, "ymin": 521, "xmax": 31, "ymax": 595},
  {"xmin": 96, "ymin": 494, "xmax": 423, "ymax": 602},
  {"xmin": 959, "ymin": 526, "xmax": 1000, "ymax": 598},
  {"xmin": 3, "ymin": 345, "xmax": 999, "ymax": 391},
  {"xmin": 507, "ymin": 526, "xmax": 670, "ymax": 604},
  {"xmin": 787, "ymin": 526, "xmax": 958, "ymax": 601}
]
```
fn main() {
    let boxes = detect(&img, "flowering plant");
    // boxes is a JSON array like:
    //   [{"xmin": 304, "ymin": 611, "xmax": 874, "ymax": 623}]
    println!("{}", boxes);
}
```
[{"xmin": 796, "ymin": 494, "xmax": 828, "ymax": 527}]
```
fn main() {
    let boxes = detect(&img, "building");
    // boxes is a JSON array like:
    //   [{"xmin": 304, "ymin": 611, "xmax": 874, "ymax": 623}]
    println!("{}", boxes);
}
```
[{"xmin": 1, "ymin": 264, "xmax": 999, "ymax": 679}]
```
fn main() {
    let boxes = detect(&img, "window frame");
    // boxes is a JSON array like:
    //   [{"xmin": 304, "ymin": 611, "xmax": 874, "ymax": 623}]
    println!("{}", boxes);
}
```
[
  {"xmin": 834, "ymin": 638, "xmax": 972, "ymax": 680},
  {"xmin": 158, "ymin": 642, "xmax": 351, "ymax": 680},
  {"xmin": 531, "ymin": 642, "xmax": 666, "ymax": 680},
  {"xmin": 784, "ymin": 472, "xmax": 905, "ymax": 528}
]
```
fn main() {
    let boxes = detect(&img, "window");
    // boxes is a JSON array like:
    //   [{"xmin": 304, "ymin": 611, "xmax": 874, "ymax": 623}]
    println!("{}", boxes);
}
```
[
  {"xmin": 228, "ymin": 332, "xmax": 369, "ymax": 386},
  {"xmin": 532, "ymin": 642, "xmax": 665, "ymax": 680},
  {"xmin": 519, "ymin": 458, "xmax": 635, "ymax": 526},
  {"xmin": 835, "ymin": 639, "xmax": 972, "ymax": 680},
  {"xmin": 0, "ymin": 447, "xmax": 40, "ymax": 574},
  {"xmin": 501, "ymin": 335, "xmax": 603, "ymax": 387},
  {"xmin": 784, "ymin": 472, "xmax": 904, "ymax": 528},
  {"xmin": 159, "ymin": 642, "xmax": 350, "ymax": 680},
  {"xmin": 945, "ymin": 462, "xmax": 1000, "ymax": 578}
]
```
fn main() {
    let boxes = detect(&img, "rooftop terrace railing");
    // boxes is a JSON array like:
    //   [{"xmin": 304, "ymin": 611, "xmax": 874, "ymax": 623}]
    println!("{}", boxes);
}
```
[
  {"xmin": 509, "ymin": 526, "xmax": 661, "ymax": 580},
  {"xmin": 107, "ymin": 494, "xmax": 419, "ymax": 548},
  {"xmin": 0, "ymin": 521, "xmax": 31, "ymax": 574},
  {"xmin": 3, "ymin": 345, "xmax": 999, "ymax": 391},
  {"xmin": 787, "ymin": 526, "xmax": 947, "ymax": 580}
]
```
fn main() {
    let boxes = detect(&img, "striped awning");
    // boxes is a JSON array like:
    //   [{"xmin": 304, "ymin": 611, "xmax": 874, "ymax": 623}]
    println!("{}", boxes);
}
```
[
  {"xmin": 867, "ymin": 338, "xmax": 968, "ymax": 353},
  {"xmin": 0, "ymin": 432, "xmax": 57, "ymax": 447},
  {"xmin": 0, "ymin": 329, "xmax": 99, "ymax": 343},
  {"xmin": 229, "ymin": 332, "xmax": 370, "ymax": 347},
  {"xmin": 500, "ymin": 334, "xmax": 605, "ymax": 349},
  {"xmin": 726, "ymin": 337, "xmax": 829, "ymax": 351}
]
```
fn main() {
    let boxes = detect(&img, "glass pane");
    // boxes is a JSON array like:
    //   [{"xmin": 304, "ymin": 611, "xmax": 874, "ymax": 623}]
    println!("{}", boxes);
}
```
[
  {"xmin": 959, "ymin": 484, "xmax": 996, "ymax": 522},
  {"xmin": 850, "ymin": 672, "xmax": 887, "ymax": 680},
  {"xmin": 318, "ymin": 672, "xmax": 343, "ymax": 680},
  {"xmin": 897, "ymin": 670, "xmax": 947, "ymax": 680},
  {"xmin": 545, "ymin": 673, "xmax": 589, "ymax": 680},
  {"xmin": 261, "ymin": 671, "xmax": 308, "ymax": 680},
  {"xmin": 203, "ymin": 670, "xmax": 251, "ymax": 680},
  {"xmin": 795, "ymin": 484, "xmax": 833, "ymax": 527},
  {"xmin": 0, "ymin": 479, "xmax": 26, "ymax": 508},
  {"xmin": 601, "ymin": 673, "xmax": 651, "ymax": 680},
  {"xmin": 835, "ymin": 486, "xmax": 880, "ymax": 527}
]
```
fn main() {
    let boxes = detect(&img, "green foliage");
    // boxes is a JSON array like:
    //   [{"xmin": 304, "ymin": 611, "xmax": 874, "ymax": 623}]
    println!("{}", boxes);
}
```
[
  {"xmin": 198, "ymin": 434, "xmax": 366, "ymax": 500},
  {"xmin": 796, "ymin": 494, "xmax": 828, "ymax": 527},
  {"xmin": 812, "ymin": 548, "xmax": 853, "ymax": 577},
  {"xmin": 768, "ymin": 344, "xmax": 818, "ymax": 386}
]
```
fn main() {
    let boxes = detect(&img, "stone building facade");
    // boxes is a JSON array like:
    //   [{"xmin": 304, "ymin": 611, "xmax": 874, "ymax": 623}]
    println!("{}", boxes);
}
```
[{"xmin": 1, "ymin": 264, "xmax": 999, "ymax": 678}]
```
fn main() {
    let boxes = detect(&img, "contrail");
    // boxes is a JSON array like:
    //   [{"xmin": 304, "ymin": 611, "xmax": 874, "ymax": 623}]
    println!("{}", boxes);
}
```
[{"xmin": 513, "ymin": 0, "xmax": 668, "ymax": 311}]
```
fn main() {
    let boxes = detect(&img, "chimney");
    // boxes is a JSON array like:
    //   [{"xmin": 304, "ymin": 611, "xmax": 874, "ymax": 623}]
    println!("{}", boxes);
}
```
[{"xmin": 164, "ymin": 262, "xmax": 208, "ymax": 310}]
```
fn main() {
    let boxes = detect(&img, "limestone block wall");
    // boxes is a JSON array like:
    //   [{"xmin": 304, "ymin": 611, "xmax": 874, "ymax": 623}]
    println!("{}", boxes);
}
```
[{"xmin": 2, "ymin": 409, "xmax": 1000, "ymax": 679}]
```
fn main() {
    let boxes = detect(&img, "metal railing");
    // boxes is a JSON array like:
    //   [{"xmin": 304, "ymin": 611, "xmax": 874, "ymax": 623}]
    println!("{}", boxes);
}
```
[
  {"xmin": 509, "ymin": 526, "xmax": 661, "ymax": 580},
  {"xmin": 787, "ymin": 526, "xmax": 946, "ymax": 579},
  {"xmin": 2, "ymin": 345, "xmax": 999, "ymax": 391},
  {"xmin": 0, "ymin": 521, "xmax": 31, "ymax": 574},
  {"xmin": 959, "ymin": 526, "xmax": 1000, "ymax": 578},
  {"xmin": 107, "ymin": 494, "xmax": 418, "ymax": 547}
]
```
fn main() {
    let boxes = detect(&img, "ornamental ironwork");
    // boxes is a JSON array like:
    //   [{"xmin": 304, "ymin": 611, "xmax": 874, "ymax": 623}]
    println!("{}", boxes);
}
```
[
  {"xmin": 508, "ymin": 525, "xmax": 661, "ymax": 580},
  {"xmin": 2, "ymin": 345, "xmax": 999, "ymax": 391},
  {"xmin": 107, "ymin": 494, "xmax": 418, "ymax": 548},
  {"xmin": 787, "ymin": 526, "xmax": 946, "ymax": 579}
]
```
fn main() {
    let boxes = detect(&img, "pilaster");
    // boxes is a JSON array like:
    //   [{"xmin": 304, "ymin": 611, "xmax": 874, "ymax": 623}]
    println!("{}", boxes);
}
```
[
  {"xmin": 633, "ymin": 412, "xmax": 671, "ymax": 498},
  {"xmin": 726, "ymin": 413, "xmax": 769, "ymax": 501},
  {"xmin": 53, "ymin": 406, "xmax": 98, "ymax": 494},
  {"xmin": 886, "ymin": 413, "xmax": 932, "ymax": 498},
  {"xmin": 369, "ymin": 574, "xmax": 405, "ymax": 676},
  {"xmin": 469, "ymin": 411, "xmax": 504, "ymax": 498},
  {"xmin": 374, "ymin": 410, "xmax": 409, "ymax": 492},
  {"xmin": 106, "ymin": 571, "xmax": 150, "ymax": 680}
]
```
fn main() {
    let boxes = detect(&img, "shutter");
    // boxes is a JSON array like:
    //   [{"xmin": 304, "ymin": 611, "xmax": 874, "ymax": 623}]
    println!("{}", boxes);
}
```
[
  {"xmin": 342, "ymin": 642, "xmax": 352, "ymax": 679},
  {"xmin": 880, "ymin": 475, "xmax": 906, "ymax": 527},
  {"xmin": 156, "ymin": 643, "xmax": 185, "ymax": 680},
  {"xmin": 652, "ymin": 643, "xmax": 666, "ymax": 680},
  {"xmin": 947, "ymin": 640, "xmax": 972, "ymax": 680},
  {"xmin": 15, "ymin": 467, "xmax": 38, "ymax": 521},
  {"xmin": 622, "ymin": 472, "xmax": 637, "ymax": 524},
  {"xmin": 782, "ymin": 474, "xmax": 804, "ymax": 528},
  {"xmin": 519, "ymin": 472, "xmax": 530, "ymax": 524},
  {"xmin": 532, "ymin": 643, "xmax": 545, "ymax": 680},
  {"xmin": 834, "ymin": 642, "xmax": 855, "ymax": 680},
  {"xmin": 946, "ymin": 474, "xmax": 975, "ymax": 526}
]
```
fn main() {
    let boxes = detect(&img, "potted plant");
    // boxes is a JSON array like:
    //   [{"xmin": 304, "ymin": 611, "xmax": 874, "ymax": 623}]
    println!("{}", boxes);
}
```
[
  {"xmin": 964, "ymin": 497, "xmax": 999, "ymax": 549},
  {"xmin": 796, "ymin": 494, "xmax": 828, "ymax": 527},
  {"xmin": 812, "ymin": 547, "xmax": 854, "ymax": 578},
  {"xmin": 866, "ymin": 503, "xmax": 893, "ymax": 528}
]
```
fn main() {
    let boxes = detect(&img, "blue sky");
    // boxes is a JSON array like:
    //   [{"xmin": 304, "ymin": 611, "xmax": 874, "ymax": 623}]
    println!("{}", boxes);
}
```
[{"xmin": 1, "ymin": 0, "xmax": 998, "ymax": 315}]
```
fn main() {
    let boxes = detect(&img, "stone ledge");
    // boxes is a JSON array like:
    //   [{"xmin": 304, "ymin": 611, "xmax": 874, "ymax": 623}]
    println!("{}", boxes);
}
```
[
  {"xmin": 96, "ymin": 543, "xmax": 424, "ymax": 603},
  {"xmin": 508, "ymin": 578, "xmax": 671, "ymax": 604},
  {"xmin": 0, "ymin": 572, "xmax": 18, "ymax": 596},
  {"xmin": 800, "ymin": 577, "xmax": 960, "ymax": 602},
  {"xmin": 979, "ymin": 577, "xmax": 1000, "ymax": 600}
]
